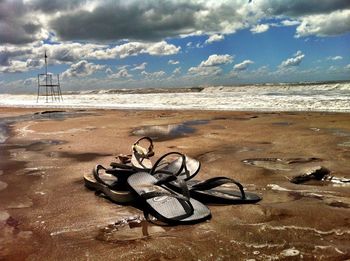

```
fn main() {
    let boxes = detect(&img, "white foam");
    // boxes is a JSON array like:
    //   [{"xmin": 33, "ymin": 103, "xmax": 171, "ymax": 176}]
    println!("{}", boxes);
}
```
[
  {"xmin": 280, "ymin": 248, "xmax": 300, "ymax": 257},
  {"xmin": 250, "ymin": 223, "xmax": 350, "ymax": 236},
  {"xmin": 1, "ymin": 82, "xmax": 350, "ymax": 111}
]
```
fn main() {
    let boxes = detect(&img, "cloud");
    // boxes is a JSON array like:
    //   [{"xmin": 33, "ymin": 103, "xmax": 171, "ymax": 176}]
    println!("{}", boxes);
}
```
[
  {"xmin": 256, "ymin": 0, "xmax": 350, "ymax": 17},
  {"xmin": 199, "ymin": 54, "xmax": 233, "ymax": 67},
  {"xmin": 28, "ymin": 0, "xmax": 87, "ymax": 13},
  {"xmin": 50, "ymin": 1, "xmax": 200, "ymax": 42},
  {"xmin": 187, "ymin": 54, "xmax": 232, "ymax": 77},
  {"xmin": 280, "ymin": 50, "xmax": 305, "ymax": 67},
  {"xmin": 62, "ymin": 60, "xmax": 105, "ymax": 77},
  {"xmin": 296, "ymin": 9, "xmax": 350, "ymax": 37},
  {"xmin": 168, "ymin": 60, "xmax": 180, "ymax": 65},
  {"xmin": 250, "ymin": 24, "xmax": 269, "ymax": 34},
  {"xmin": 173, "ymin": 67, "xmax": 181, "ymax": 74},
  {"xmin": 345, "ymin": 64, "xmax": 350, "ymax": 70},
  {"xmin": 108, "ymin": 68, "xmax": 132, "ymax": 79},
  {"xmin": 0, "ymin": 40, "xmax": 180, "ymax": 74},
  {"xmin": 45, "ymin": 41, "xmax": 179, "ymax": 62},
  {"xmin": 0, "ymin": 0, "xmax": 45, "ymax": 44},
  {"xmin": 37, "ymin": 1, "xmax": 255, "ymax": 42},
  {"xmin": 113, "ymin": 41, "xmax": 180, "ymax": 59},
  {"xmin": 131, "ymin": 62, "xmax": 147, "ymax": 71},
  {"xmin": 45, "ymin": 42, "xmax": 106, "ymax": 63},
  {"xmin": 105, "ymin": 68, "xmax": 113, "ymax": 75},
  {"xmin": 0, "ymin": 46, "xmax": 43, "ymax": 73},
  {"xmin": 281, "ymin": 20, "xmax": 300, "ymax": 26},
  {"xmin": 327, "ymin": 56, "xmax": 343, "ymax": 61},
  {"xmin": 0, "ymin": 60, "xmax": 27, "ymax": 73},
  {"xmin": 233, "ymin": 60, "xmax": 254, "ymax": 71},
  {"xmin": 141, "ymin": 70, "xmax": 166, "ymax": 79},
  {"xmin": 0, "ymin": 46, "xmax": 33, "ymax": 66},
  {"xmin": 2, "ymin": 0, "xmax": 350, "ymax": 47},
  {"xmin": 205, "ymin": 34, "xmax": 224, "ymax": 44},
  {"xmin": 188, "ymin": 66, "xmax": 222, "ymax": 77}
]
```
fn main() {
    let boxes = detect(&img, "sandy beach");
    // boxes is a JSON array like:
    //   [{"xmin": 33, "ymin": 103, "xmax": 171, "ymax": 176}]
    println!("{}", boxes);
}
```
[{"xmin": 0, "ymin": 107, "xmax": 350, "ymax": 260}]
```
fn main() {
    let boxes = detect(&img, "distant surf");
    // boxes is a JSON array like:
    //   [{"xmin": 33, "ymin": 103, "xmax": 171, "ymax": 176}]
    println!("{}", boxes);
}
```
[{"xmin": 1, "ymin": 81, "xmax": 350, "ymax": 112}]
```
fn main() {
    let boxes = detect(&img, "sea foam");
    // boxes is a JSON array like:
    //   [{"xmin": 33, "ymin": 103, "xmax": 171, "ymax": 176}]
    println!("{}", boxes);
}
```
[{"xmin": 1, "ymin": 82, "xmax": 350, "ymax": 112}]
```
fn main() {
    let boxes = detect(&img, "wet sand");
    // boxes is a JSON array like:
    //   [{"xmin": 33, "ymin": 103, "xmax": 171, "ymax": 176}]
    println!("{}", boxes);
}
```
[{"xmin": 0, "ymin": 107, "xmax": 349, "ymax": 260}]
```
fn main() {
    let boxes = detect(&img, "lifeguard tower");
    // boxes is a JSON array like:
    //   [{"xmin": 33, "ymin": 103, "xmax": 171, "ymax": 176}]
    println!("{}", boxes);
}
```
[{"xmin": 37, "ymin": 51, "xmax": 63, "ymax": 102}]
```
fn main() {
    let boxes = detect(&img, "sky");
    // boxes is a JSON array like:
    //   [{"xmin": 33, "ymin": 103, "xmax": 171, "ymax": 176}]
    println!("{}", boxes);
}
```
[{"xmin": 1, "ymin": 0, "xmax": 350, "ymax": 94}]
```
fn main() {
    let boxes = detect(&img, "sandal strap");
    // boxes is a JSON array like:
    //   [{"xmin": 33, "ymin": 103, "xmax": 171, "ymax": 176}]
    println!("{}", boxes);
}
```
[
  {"xmin": 110, "ymin": 161, "xmax": 133, "ymax": 169},
  {"xmin": 117, "ymin": 154, "xmax": 132, "ymax": 164},
  {"xmin": 150, "ymin": 151, "xmax": 186, "ymax": 177},
  {"xmin": 191, "ymin": 177, "xmax": 246, "ymax": 199},
  {"xmin": 155, "ymin": 173, "xmax": 191, "ymax": 200},
  {"xmin": 132, "ymin": 136, "xmax": 154, "ymax": 158},
  {"xmin": 140, "ymin": 190, "xmax": 194, "ymax": 221},
  {"xmin": 92, "ymin": 165, "xmax": 112, "ymax": 188}
]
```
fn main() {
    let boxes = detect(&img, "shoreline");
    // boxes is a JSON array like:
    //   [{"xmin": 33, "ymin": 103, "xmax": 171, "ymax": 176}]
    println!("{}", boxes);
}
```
[
  {"xmin": 1, "ymin": 105, "xmax": 350, "ymax": 113},
  {"xmin": 0, "ymin": 107, "xmax": 349, "ymax": 259},
  {"xmin": 2, "ymin": 81, "xmax": 350, "ymax": 112}
]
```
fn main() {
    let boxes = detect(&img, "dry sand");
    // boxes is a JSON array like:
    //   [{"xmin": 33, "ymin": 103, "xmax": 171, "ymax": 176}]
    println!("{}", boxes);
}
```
[{"xmin": 0, "ymin": 107, "xmax": 349, "ymax": 260}]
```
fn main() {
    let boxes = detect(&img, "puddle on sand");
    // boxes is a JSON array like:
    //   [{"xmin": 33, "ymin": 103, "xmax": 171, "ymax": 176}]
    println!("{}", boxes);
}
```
[
  {"xmin": 0, "ymin": 110, "xmax": 92, "ymax": 144},
  {"xmin": 96, "ymin": 216, "xmax": 166, "ymax": 243},
  {"xmin": 131, "ymin": 119, "xmax": 210, "ymax": 141},
  {"xmin": 242, "ymin": 157, "xmax": 322, "ymax": 171},
  {"xmin": 32, "ymin": 110, "xmax": 90, "ymax": 121}
]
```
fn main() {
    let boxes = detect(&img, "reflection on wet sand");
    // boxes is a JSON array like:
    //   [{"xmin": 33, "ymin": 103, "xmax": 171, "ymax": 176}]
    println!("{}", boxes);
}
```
[
  {"xmin": 0, "ymin": 108, "xmax": 350, "ymax": 260},
  {"xmin": 131, "ymin": 120, "xmax": 210, "ymax": 141}
]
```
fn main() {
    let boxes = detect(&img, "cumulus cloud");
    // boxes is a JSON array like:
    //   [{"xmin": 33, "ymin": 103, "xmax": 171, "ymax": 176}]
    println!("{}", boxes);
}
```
[
  {"xmin": 296, "ymin": 9, "xmax": 350, "ymax": 37},
  {"xmin": 28, "ymin": 0, "xmax": 87, "ymax": 13},
  {"xmin": 255, "ymin": 0, "xmax": 350, "ymax": 17},
  {"xmin": 0, "ymin": 0, "xmax": 46, "ymax": 44},
  {"xmin": 1, "ymin": 0, "xmax": 349, "ymax": 47},
  {"xmin": 141, "ymin": 70, "xmax": 166, "ymax": 79},
  {"xmin": 0, "ymin": 46, "xmax": 33, "ymax": 66},
  {"xmin": 205, "ymin": 34, "xmax": 224, "ymax": 44},
  {"xmin": 112, "ymin": 41, "xmax": 180, "ymax": 59},
  {"xmin": 250, "ymin": 24, "xmax": 269, "ymax": 34},
  {"xmin": 0, "ymin": 40, "xmax": 179, "ymax": 73},
  {"xmin": 108, "ymin": 68, "xmax": 132, "ymax": 79},
  {"xmin": 280, "ymin": 50, "xmax": 305, "ymax": 67},
  {"xmin": 173, "ymin": 67, "xmax": 181, "ymax": 74},
  {"xmin": 281, "ymin": 20, "xmax": 300, "ymax": 26},
  {"xmin": 233, "ymin": 60, "xmax": 254, "ymax": 71},
  {"xmin": 45, "ymin": 43, "xmax": 106, "ymax": 63},
  {"xmin": 50, "ymin": 1, "xmax": 200, "ymax": 42},
  {"xmin": 187, "ymin": 54, "xmax": 232, "ymax": 77},
  {"xmin": 199, "ymin": 54, "xmax": 233, "ymax": 67},
  {"xmin": 131, "ymin": 62, "xmax": 147, "ymax": 71},
  {"xmin": 188, "ymin": 66, "xmax": 222, "ymax": 77},
  {"xmin": 0, "ymin": 46, "xmax": 43, "ymax": 73},
  {"xmin": 345, "ymin": 64, "xmax": 350, "ymax": 70},
  {"xmin": 62, "ymin": 60, "xmax": 105, "ymax": 77},
  {"xmin": 327, "ymin": 56, "xmax": 343, "ymax": 61},
  {"xmin": 168, "ymin": 60, "xmax": 180, "ymax": 65}
]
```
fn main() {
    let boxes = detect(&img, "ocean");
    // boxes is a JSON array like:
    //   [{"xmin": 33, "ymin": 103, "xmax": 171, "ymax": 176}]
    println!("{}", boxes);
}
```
[{"xmin": 1, "ymin": 81, "xmax": 350, "ymax": 112}]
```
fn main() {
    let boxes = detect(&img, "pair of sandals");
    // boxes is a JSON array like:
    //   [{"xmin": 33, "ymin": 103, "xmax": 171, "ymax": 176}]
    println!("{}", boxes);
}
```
[{"xmin": 84, "ymin": 137, "xmax": 262, "ymax": 225}]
